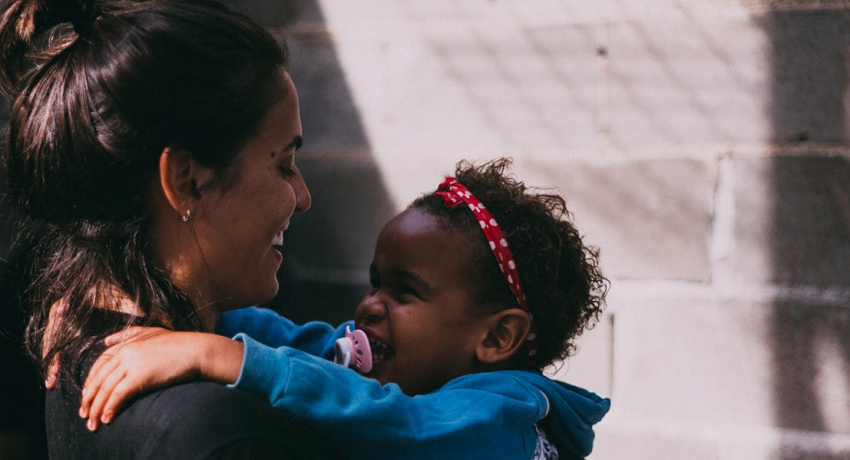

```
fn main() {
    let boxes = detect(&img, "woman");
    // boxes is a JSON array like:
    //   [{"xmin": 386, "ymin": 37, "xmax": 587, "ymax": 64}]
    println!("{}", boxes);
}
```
[{"xmin": 0, "ymin": 0, "xmax": 337, "ymax": 458}]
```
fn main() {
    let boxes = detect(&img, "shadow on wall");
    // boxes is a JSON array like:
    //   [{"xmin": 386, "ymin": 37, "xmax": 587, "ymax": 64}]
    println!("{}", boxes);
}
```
[
  {"xmin": 229, "ymin": 0, "xmax": 395, "ymax": 325},
  {"xmin": 762, "ymin": 11, "xmax": 850, "ymax": 458}
]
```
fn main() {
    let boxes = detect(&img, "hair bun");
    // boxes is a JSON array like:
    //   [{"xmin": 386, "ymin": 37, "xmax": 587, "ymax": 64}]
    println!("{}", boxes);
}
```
[
  {"xmin": 34, "ymin": 0, "xmax": 99, "ymax": 36},
  {"xmin": 0, "ymin": 0, "xmax": 99, "ymax": 96},
  {"xmin": 56, "ymin": 0, "xmax": 98, "ymax": 36}
]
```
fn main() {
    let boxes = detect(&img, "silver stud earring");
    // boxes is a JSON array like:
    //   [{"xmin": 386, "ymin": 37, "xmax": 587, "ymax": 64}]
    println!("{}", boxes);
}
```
[{"xmin": 182, "ymin": 208, "xmax": 194, "ymax": 222}]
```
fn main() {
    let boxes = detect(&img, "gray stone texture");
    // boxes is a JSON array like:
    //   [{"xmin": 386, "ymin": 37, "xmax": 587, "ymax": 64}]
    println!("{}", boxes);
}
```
[
  {"xmin": 546, "ymin": 311, "xmax": 613, "ymax": 398},
  {"xmin": 606, "ymin": 15, "xmax": 772, "ymax": 145},
  {"xmin": 592, "ymin": 431, "xmax": 719, "ymax": 460},
  {"xmin": 735, "ymin": 155, "xmax": 850, "ymax": 286},
  {"xmin": 611, "ymin": 298, "xmax": 850, "ymax": 433},
  {"xmin": 409, "ymin": 22, "xmax": 603, "ymax": 151},
  {"xmin": 758, "ymin": 11, "xmax": 850, "ymax": 142},
  {"xmin": 613, "ymin": 299, "xmax": 775, "ymax": 427},
  {"xmin": 531, "ymin": 159, "xmax": 714, "ymax": 281},
  {"xmin": 767, "ymin": 300, "xmax": 850, "ymax": 434}
]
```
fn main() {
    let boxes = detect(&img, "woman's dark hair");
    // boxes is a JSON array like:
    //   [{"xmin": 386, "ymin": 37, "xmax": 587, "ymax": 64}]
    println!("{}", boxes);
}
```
[
  {"xmin": 0, "ymin": 0, "xmax": 288, "ymax": 384},
  {"xmin": 412, "ymin": 158, "xmax": 609, "ymax": 370}
]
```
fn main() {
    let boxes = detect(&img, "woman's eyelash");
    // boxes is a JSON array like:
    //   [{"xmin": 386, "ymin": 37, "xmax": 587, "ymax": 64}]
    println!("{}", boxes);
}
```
[{"xmin": 279, "ymin": 165, "xmax": 297, "ymax": 178}]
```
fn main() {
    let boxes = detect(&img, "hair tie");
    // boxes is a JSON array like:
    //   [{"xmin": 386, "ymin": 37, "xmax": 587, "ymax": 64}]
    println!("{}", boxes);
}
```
[
  {"xmin": 435, "ymin": 177, "xmax": 539, "ymax": 364},
  {"xmin": 68, "ymin": 0, "xmax": 97, "ymax": 37}
]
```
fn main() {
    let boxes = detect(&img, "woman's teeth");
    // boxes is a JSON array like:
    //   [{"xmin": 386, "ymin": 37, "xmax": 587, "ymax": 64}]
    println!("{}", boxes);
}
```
[{"xmin": 272, "ymin": 232, "xmax": 284, "ymax": 246}]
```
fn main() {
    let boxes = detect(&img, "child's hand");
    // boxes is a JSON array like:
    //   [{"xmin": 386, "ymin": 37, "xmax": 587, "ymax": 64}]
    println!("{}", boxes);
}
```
[{"xmin": 79, "ymin": 327, "xmax": 208, "ymax": 431}]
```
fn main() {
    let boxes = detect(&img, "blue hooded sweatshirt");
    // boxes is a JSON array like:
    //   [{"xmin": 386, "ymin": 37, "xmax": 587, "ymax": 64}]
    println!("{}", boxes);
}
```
[{"xmin": 218, "ymin": 307, "xmax": 610, "ymax": 460}]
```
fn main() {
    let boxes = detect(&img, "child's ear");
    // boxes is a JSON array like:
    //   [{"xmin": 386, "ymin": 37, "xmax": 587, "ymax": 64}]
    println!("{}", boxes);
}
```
[
  {"xmin": 476, "ymin": 308, "xmax": 531, "ymax": 365},
  {"xmin": 158, "ymin": 147, "xmax": 216, "ymax": 217}
]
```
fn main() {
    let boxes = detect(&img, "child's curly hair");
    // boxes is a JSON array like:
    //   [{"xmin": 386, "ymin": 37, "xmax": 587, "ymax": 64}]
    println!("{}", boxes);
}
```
[{"xmin": 411, "ymin": 158, "xmax": 609, "ymax": 370}]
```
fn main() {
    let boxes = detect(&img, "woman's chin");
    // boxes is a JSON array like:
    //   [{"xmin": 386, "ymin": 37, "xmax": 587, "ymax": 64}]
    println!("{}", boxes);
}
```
[
  {"xmin": 260, "ymin": 281, "xmax": 280, "ymax": 304},
  {"xmin": 271, "ymin": 246, "xmax": 283, "ymax": 264},
  {"xmin": 239, "ymin": 280, "xmax": 280, "ymax": 310}
]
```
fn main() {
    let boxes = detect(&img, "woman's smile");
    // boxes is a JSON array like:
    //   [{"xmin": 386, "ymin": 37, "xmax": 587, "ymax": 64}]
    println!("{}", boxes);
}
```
[{"xmin": 189, "ymin": 70, "xmax": 310, "ymax": 312}]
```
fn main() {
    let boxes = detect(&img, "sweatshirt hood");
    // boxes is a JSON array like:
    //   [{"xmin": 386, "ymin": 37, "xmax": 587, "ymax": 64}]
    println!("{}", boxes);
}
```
[{"xmin": 510, "ymin": 371, "xmax": 610, "ymax": 459}]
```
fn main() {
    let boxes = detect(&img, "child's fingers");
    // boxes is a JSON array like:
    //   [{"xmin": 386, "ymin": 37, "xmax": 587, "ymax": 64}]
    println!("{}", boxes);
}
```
[
  {"xmin": 42, "ymin": 299, "xmax": 70, "ymax": 387},
  {"xmin": 104, "ymin": 326, "xmax": 148, "ymax": 347},
  {"xmin": 81, "ymin": 349, "xmax": 126, "ymax": 418},
  {"xmin": 86, "ymin": 417, "xmax": 99, "ymax": 432},
  {"xmin": 87, "ymin": 328, "xmax": 150, "ymax": 393},
  {"xmin": 45, "ymin": 355, "xmax": 61, "ymax": 389},
  {"xmin": 85, "ymin": 367, "xmax": 128, "ymax": 430},
  {"xmin": 85, "ymin": 353, "xmax": 112, "ymax": 389},
  {"xmin": 43, "ymin": 299, "xmax": 68, "ymax": 357},
  {"xmin": 97, "ymin": 377, "xmax": 141, "ymax": 425},
  {"xmin": 54, "ymin": 299, "xmax": 68, "ymax": 316}
]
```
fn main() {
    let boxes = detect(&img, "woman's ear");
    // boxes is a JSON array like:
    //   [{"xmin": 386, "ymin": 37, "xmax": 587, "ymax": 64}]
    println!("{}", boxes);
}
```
[
  {"xmin": 158, "ymin": 147, "xmax": 215, "ymax": 217},
  {"xmin": 476, "ymin": 308, "xmax": 531, "ymax": 365}
]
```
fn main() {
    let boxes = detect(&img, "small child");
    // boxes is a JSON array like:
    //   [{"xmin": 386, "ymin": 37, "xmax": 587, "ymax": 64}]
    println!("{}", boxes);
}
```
[{"xmin": 79, "ymin": 158, "xmax": 611, "ymax": 460}]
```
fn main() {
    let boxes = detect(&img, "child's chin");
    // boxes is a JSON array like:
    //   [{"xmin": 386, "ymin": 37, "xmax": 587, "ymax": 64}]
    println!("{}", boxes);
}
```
[{"xmin": 368, "ymin": 370, "xmax": 391, "ymax": 386}]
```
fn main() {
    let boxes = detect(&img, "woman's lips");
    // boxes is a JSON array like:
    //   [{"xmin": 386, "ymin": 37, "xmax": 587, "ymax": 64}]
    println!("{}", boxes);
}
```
[{"xmin": 272, "ymin": 222, "xmax": 290, "ymax": 247}]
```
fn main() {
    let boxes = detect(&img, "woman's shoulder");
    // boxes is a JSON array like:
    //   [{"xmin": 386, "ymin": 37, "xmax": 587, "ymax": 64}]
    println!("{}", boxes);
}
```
[
  {"xmin": 46, "ymin": 348, "xmax": 343, "ymax": 460},
  {"xmin": 114, "ymin": 381, "xmax": 339, "ymax": 459}
]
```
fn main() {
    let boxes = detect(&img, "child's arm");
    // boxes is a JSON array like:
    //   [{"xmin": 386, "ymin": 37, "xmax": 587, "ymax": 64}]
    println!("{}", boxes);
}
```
[
  {"xmin": 79, "ymin": 327, "xmax": 244, "ymax": 431},
  {"xmin": 233, "ymin": 334, "xmax": 550, "ymax": 460},
  {"xmin": 216, "ymin": 307, "xmax": 351, "ymax": 359}
]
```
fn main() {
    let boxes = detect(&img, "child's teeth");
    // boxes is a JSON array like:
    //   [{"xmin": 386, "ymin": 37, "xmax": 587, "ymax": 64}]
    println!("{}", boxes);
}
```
[{"xmin": 273, "ymin": 232, "xmax": 283, "ymax": 246}]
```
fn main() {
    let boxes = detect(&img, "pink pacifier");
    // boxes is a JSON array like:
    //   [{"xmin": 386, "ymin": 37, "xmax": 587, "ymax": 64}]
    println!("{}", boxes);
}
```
[{"xmin": 334, "ymin": 326, "xmax": 372, "ymax": 373}]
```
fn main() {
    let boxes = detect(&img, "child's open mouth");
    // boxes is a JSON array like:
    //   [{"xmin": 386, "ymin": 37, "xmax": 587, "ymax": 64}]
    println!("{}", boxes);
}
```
[{"xmin": 368, "ymin": 337, "xmax": 396, "ymax": 364}]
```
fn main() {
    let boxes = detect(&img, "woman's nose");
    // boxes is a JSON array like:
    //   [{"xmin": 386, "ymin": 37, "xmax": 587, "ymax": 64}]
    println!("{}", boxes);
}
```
[
  {"xmin": 354, "ymin": 294, "xmax": 387, "ymax": 324},
  {"xmin": 293, "ymin": 169, "xmax": 311, "ymax": 214}
]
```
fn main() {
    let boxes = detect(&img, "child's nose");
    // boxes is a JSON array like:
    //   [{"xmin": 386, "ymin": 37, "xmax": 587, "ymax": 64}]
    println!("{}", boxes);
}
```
[{"xmin": 354, "ymin": 294, "xmax": 387, "ymax": 324}]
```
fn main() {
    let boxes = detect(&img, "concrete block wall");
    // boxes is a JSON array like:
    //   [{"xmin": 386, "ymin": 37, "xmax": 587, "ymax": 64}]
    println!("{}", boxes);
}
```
[{"xmin": 243, "ymin": 1, "xmax": 850, "ymax": 458}]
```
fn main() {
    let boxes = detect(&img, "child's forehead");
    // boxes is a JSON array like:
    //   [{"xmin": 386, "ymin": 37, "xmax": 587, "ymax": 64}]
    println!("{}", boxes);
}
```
[
  {"xmin": 390, "ymin": 207, "xmax": 441, "ymax": 231},
  {"xmin": 385, "ymin": 207, "xmax": 475, "ymax": 243},
  {"xmin": 378, "ymin": 209, "xmax": 476, "ymax": 258}
]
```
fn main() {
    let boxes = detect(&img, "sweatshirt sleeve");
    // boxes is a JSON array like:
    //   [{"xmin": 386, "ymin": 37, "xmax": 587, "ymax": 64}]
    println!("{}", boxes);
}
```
[
  {"xmin": 216, "ymin": 307, "xmax": 351, "ymax": 359},
  {"xmin": 231, "ymin": 334, "xmax": 548, "ymax": 460}
]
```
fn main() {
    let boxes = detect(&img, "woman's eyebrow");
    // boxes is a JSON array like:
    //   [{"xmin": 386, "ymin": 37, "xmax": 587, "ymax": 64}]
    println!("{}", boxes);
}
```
[
  {"xmin": 273, "ymin": 136, "xmax": 303, "ymax": 158},
  {"xmin": 284, "ymin": 135, "xmax": 303, "ymax": 152}
]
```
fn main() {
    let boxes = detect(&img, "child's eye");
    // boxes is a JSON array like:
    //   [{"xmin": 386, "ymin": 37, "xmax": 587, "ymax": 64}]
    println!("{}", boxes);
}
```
[{"xmin": 397, "ymin": 284, "xmax": 420, "ymax": 300}]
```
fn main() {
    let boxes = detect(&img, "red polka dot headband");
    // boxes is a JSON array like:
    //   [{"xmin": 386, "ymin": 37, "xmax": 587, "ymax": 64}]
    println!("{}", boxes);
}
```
[{"xmin": 435, "ymin": 177, "xmax": 539, "ymax": 364}]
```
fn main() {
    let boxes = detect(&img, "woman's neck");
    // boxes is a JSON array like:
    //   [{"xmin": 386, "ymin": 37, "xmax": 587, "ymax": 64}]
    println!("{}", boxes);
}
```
[
  {"xmin": 195, "ymin": 303, "xmax": 220, "ymax": 333},
  {"xmin": 92, "ymin": 285, "xmax": 219, "ymax": 332},
  {"xmin": 149, "ymin": 195, "xmax": 221, "ymax": 333},
  {"xmin": 92, "ymin": 284, "xmax": 145, "ymax": 317}
]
